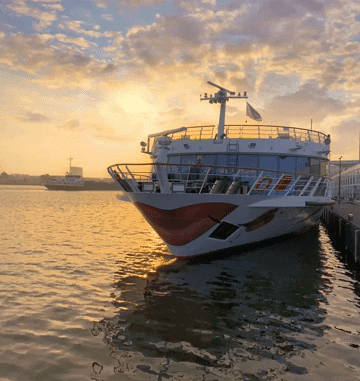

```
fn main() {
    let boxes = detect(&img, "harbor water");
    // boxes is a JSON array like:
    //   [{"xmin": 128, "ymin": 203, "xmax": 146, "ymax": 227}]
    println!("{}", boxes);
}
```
[{"xmin": 1, "ymin": 185, "xmax": 359, "ymax": 381}]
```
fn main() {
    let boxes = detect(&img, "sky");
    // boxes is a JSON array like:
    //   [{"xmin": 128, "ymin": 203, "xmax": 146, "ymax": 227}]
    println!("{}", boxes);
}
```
[{"xmin": 1, "ymin": 0, "xmax": 360, "ymax": 177}]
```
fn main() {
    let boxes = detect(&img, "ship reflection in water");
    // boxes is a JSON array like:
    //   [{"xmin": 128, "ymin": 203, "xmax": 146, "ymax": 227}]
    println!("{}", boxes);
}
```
[{"xmin": 91, "ymin": 227, "xmax": 341, "ymax": 380}]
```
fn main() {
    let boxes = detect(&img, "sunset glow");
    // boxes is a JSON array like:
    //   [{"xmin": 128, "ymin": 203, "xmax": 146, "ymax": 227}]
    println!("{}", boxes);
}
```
[{"xmin": 1, "ymin": 0, "xmax": 360, "ymax": 177}]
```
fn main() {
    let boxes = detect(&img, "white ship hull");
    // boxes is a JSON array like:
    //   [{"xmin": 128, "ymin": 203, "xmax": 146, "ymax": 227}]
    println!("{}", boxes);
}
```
[{"xmin": 126, "ymin": 192, "xmax": 328, "ymax": 257}]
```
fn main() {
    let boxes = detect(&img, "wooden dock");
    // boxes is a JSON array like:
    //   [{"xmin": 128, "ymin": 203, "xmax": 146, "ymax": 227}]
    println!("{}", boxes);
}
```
[{"xmin": 322, "ymin": 202, "xmax": 360, "ymax": 263}]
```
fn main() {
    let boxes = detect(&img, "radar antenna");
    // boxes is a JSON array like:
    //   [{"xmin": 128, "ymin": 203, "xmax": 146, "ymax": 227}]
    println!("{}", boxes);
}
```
[
  {"xmin": 200, "ymin": 81, "xmax": 248, "ymax": 141},
  {"xmin": 68, "ymin": 156, "xmax": 73, "ymax": 172}
]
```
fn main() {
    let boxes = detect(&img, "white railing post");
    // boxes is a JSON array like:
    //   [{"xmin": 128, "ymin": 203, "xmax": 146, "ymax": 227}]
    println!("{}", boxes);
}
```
[
  {"xmin": 268, "ymin": 174, "xmax": 282, "ymax": 196},
  {"xmin": 184, "ymin": 166, "xmax": 191, "ymax": 190},
  {"xmin": 299, "ymin": 176, "xmax": 314, "ymax": 196},
  {"xmin": 249, "ymin": 171, "xmax": 264, "ymax": 193},
  {"xmin": 125, "ymin": 165, "xmax": 140, "ymax": 192},
  {"xmin": 309, "ymin": 177, "xmax": 323, "ymax": 196},
  {"xmin": 285, "ymin": 175, "xmax": 302, "ymax": 195},
  {"xmin": 199, "ymin": 167, "xmax": 212, "ymax": 193}
]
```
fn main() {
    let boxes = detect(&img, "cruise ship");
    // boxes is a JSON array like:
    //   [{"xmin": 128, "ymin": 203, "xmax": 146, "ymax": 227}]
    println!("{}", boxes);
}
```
[{"xmin": 108, "ymin": 82, "xmax": 334, "ymax": 257}]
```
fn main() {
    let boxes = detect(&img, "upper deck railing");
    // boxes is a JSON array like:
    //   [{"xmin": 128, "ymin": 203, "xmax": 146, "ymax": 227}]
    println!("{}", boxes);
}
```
[
  {"xmin": 146, "ymin": 125, "xmax": 329, "ymax": 153},
  {"xmin": 108, "ymin": 163, "xmax": 332, "ymax": 198}
]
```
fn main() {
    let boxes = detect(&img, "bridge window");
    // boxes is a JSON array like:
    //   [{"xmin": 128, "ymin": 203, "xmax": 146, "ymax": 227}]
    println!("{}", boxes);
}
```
[
  {"xmin": 279, "ymin": 156, "xmax": 296, "ymax": 173},
  {"xmin": 259, "ymin": 155, "xmax": 278, "ymax": 171},
  {"xmin": 178, "ymin": 155, "xmax": 196, "ymax": 173},
  {"xmin": 167, "ymin": 155, "xmax": 180, "ymax": 164},
  {"xmin": 296, "ymin": 157, "xmax": 310, "ymax": 174},
  {"xmin": 181, "ymin": 155, "xmax": 196, "ymax": 164},
  {"xmin": 168, "ymin": 154, "xmax": 326, "ymax": 177},
  {"xmin": 238, "ymin": 155, "xmax": 258, "ymax": 168},
  {"xmin": 216, "ymin": 155, "xmax": 228, "ymax": 166},
  {"xmin": 199, "ymin": 155, "xmax": 216, "ymax": 173},
  {"xmin": 201, "ymin": 155, "xmax": 216, "ymax": 166}
]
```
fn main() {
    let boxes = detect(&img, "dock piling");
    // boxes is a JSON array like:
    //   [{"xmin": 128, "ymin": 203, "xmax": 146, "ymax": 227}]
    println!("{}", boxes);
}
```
[{"xmin": 322, "ymin": 204, "xmax": 360, "ymax": 264}]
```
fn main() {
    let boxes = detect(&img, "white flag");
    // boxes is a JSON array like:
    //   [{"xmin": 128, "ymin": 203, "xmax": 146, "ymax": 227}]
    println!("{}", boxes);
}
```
[{"xmin": 246, "ymin": 102, "xmax": 262, "ymax": 122}]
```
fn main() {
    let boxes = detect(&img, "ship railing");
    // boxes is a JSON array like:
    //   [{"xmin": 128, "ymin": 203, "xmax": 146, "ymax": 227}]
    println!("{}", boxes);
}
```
[
  {"xmin": 108, "ymin": 163, "xmax": 331, "ymax": 197},
  {"xmin": 146, "ymin": 125, "xmax": 329, "ymax": 153}
]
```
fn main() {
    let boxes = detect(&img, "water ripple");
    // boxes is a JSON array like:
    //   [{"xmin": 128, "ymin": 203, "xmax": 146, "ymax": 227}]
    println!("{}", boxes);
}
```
[{"xmin": 1, "ymin": 187, "xmax": 360, "ymax": 380}]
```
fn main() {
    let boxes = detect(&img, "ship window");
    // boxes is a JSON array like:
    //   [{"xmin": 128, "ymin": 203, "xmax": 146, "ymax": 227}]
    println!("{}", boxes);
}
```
[
  {"xmin": 216, "ymin": 155, "xmax": 228, "ymax": 166},
  {"xmin": 181, "ymin": 155, "xmax": 196, "ymax": 164},
  {"xmin": 309, "ymin": 159, "xmax": 320, "ymax": 175},
  {"xmin": 320, "ymin": 160, "xmax": 327, "ymax": 176},
  {"xmin": 259, "ymin": 155, "xmax": 278, "ymax": 171},
  {"xmin": 209, "ymin": 222, "xmax": 239, "ymax": 240},
  {"xmin": 296, "ymin": 157, "xmax": 310, "ymax": 174},
  {"xmin": 200, "ymin": 155, "xmax": 216, "ymax": 172},
  {"xmin": 279, "ymin": 156, "xmax": 296, "ymax": 174},
  {"xmin": 180, "ymin": 155, "xmax": 196, "ymax": 173},
  {"xmin": 237, "ymin": 155, "xmax": 258, "ymax": 180},
  {"xmin": 258, "ymin": 155, "xmax": 279, "ymax": 180},
  {"xmin": 216, "ymin": 154, "xmax": 238, "ymax": 169},
  {"xmin": 201, "ymin": 155, "xmax": 216, "ymax": 165},
  {"xmin": 168, "ymin": 155, "xmax": 180, "ymax": 164},
  {"xmin": 167, "ymin": 155, "xmax": 181, "ymax": 176},
  {"xmin": 238, "ymin": 155, "xmax": 258, "ymax": 168},
  {"xmin": 227, "ymin": 155, "xmax": 238, "ymax": 167},
  {"xmin": 210, "ymin": 155, "xmax": 226, "ymax": 175}
]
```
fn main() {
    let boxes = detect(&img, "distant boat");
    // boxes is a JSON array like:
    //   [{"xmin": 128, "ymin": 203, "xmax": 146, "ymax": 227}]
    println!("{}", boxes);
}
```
[
  {"xmin": 45, "ymin": 158, "xmax": 118, "ymax": 191},
  {"xmin": 45, "ymin": 158, "xmax": 84, "ymax": 191}
]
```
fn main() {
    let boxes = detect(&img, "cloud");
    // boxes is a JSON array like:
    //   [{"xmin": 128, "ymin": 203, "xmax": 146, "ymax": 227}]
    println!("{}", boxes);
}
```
[
  {"xmin": 57, "ymin": 118, "xmax": 82, "ymax": 130},
  {"xmin": 58, "ymin": 19, "xmax": 103, "ymax": 38},
  {"xmin": 54, "ymin": 33, "xmax": 96, "ymax": 49},
  {"xmin": 28, "ymin": 0, "xmax": 63, "ymax": 2},
  {"xmin": 2, "ymin": 0, "xmax": 360, "ymax": 95},
  {"xmin": 92, "ymin": 0, "xmax": 165, "ymax": 8},
  {"xmin": 122, "ymin": 13, "xmax": 208, "ymax": 67},
  {"xmin": 1, "ymin": 0, "xmax": 360, "ymax": 123},
  {"xmin": 99, "ymin": 0, "xmax": 357, "ymax": 96},
  {"xmin": 160, "ymin": 107, "xmax": 185, "ymax": 117},
  {"xmin": 333, "ymin": 119, "xmax": 360, "ymax": 134},
  {"xmin": 264, "ymin": 82, "xmax": 345, "ymax": 126},
  {"xmin": 6, "ymin": 0, "xmax": 59, "ymax": 31},
  {"xmin": 41, "ymin": 3, "xmax": 64, "ymax": 11},
  {"xmin": 0, "ymin": 32, "xmax": 116, "ymax": 87},
  {"xmin": 331, "ymin": 119, "xmax": 360, "ymax": 158},
  {"xmin": 93, "ymin": 134, "xmax": 133, "ymax": 143},
  {"xmin": 102, "ymin": 14, "xmax": 114, "ymax": 21},
  {"xmin": 16, "ymin": 111, "xmax": 50, "ymax": 122}
]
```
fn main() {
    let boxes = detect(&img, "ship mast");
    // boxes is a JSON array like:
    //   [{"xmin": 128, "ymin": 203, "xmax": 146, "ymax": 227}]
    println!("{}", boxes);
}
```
[
  {"xmin": 68, "ymin": 156, "xmax": 73, "ymax": 172},
  {"xmin": 200, "ymin": 81, "xmax": 248, "ymax": 142}
]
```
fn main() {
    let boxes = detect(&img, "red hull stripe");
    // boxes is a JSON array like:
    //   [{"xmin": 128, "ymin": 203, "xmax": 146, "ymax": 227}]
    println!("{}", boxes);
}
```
[
  {"xmin": 134, "ymin": 202, "xmax": 238, "ymax": 246},
  {"xmin": 243, "ymin": 208, "xmax": 278, "ymax": 232}
]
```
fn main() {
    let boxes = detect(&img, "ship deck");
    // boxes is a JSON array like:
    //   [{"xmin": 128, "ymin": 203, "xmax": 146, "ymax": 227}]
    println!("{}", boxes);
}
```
[
  {"xmin": 108, "ymin": 162, "xmax": 331, "ymax": 198},
  {"xmin": 144, "ymin": 124, "xmax": 330, "ymax": 153}
]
